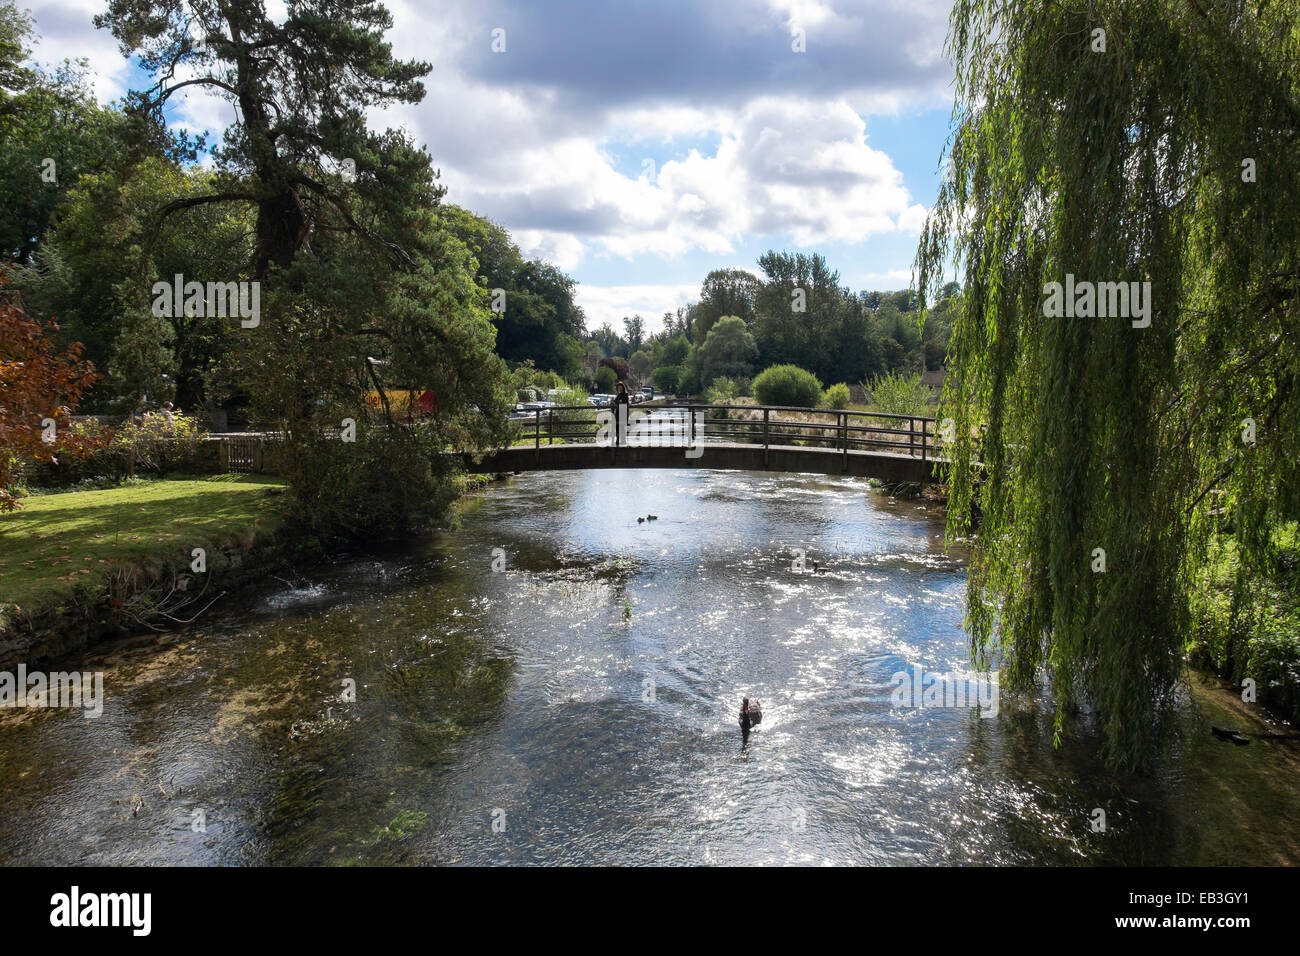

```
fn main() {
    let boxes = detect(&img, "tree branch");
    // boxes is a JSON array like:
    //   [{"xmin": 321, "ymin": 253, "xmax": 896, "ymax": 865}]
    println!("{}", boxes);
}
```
[
  {"xmin": 294, "ymin": 173, "xmax": 416, "ymax": 269},
  {"xmin": 151, "ymin": 191, "xmax": 259, "ymax": 234},
  {"xmin": 149, "ymin": 76, "xmax": 241, "ymax": 107}
]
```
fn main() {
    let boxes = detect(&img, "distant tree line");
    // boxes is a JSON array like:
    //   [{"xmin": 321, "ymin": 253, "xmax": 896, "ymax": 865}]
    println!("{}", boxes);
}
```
[{"xmin": 577, "ymin": 258, "xmax": 959, "ymax": 397}]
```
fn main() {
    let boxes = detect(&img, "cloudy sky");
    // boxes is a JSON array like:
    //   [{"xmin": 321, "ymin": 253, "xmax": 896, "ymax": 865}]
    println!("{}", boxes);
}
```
[{"xmin": 28, "ymin": 0, "xmax": 958, "ymax": 332}]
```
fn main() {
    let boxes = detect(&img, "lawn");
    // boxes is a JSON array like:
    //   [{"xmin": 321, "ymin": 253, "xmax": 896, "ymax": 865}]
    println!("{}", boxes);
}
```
[{"xmin": 0, "ymin": 475, "xmax": 287, "ymax": 625}]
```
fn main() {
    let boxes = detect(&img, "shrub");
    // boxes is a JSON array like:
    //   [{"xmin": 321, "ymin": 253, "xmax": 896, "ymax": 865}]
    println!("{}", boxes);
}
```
[
  {"xmin": 114, "ymin": 413, "xmax": 205, "ymax": 473},
  {"xmin": 546, "ymin": 387, "xmax": 595, "ymax": 439},
  {"xmin": 705, "ymin": 376, "xmax": 739, "ymax": 405},
  {"xmin": 865, "ymin": 371, "xmax": 930, "ymax": 416},
  {"xmin": 595, "ymin": 366, "xmax": 617, "ymax": 392},
  {"xmin": 823, "ymin": 382, "xmax": 851, "ymax": 409},
  {"xmin": 509, "ymin": 363, "xmax": 565, "ymax": 393},
  {"xmin": 21, "ymin": 413, "xmax": 209, "ymax": 485},
  {"xmin": 753, "ymin": 364, "xmax": 823, "ymax": 407}
]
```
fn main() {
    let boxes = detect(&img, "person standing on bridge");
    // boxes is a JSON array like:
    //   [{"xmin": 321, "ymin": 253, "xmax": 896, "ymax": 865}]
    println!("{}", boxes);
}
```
[{"xmin": 613, "ymin": 381, "xmax": 631, "ymax": 447}]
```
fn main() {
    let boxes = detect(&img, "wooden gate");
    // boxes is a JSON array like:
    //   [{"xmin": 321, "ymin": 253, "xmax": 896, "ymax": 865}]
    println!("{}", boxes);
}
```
[{"xmin": 221, "ymin": 436, "xmax": 262, "ymax": 474}]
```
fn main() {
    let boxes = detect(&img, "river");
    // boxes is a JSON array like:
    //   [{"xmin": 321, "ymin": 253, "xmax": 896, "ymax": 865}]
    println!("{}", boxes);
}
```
[{"xmin": 1, "ymin": 468, "xmax": 1297, "ymax": 865}]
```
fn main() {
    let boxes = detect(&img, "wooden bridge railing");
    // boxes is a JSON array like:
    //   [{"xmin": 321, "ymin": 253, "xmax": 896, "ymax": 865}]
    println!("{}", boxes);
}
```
[
  {"xmin": 204, "ymin": 405, "xmax": 973, "ymax": 475},
  {"xmin": 512, "ymin": 403, "xmax": 953, "ymax": 461}
]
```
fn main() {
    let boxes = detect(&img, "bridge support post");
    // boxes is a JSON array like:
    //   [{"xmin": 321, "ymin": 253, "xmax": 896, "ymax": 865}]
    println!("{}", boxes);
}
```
[
  {"xmin": 763, "ymin": 407, "xmax": 769, "ymax": 469},
  {"xmin": 840, "ymin": 412, "xmax": 848, "ymax": 472}
]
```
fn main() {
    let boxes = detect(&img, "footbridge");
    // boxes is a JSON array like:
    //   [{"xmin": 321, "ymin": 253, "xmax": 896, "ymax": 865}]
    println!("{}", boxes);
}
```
[{"xmin": 459, "ymin": 403, "xmax": 957, "ymax": 483}]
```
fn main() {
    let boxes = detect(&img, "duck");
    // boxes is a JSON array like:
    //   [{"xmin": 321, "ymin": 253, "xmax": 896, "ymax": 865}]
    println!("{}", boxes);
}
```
[
  {"xmin": 647, "ymin": 514, "xmax": 658, "ymax": 521},
  {"xmin": 637, "ymin": 517, "xmax": 645, "ymax": 524},
  {"xmin": 1211, "ymin": 725, "xmax": 1250, "ymax": 746}
]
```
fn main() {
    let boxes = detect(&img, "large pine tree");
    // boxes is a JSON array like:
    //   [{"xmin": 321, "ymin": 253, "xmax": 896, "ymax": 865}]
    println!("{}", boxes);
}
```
[{"xmin": 98, "ymin": 0, "xmax": 512, "ymax": 539}]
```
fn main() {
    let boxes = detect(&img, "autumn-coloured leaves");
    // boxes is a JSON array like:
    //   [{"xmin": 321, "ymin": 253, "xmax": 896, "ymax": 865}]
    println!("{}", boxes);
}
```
[{"xmin": 0, "ymin": 276, "xmax": 105, "ymax": 511}]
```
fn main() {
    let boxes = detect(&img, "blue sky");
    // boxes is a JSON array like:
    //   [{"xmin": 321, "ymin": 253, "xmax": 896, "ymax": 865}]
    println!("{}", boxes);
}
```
[{"xmin": 29, "ymin": 0, "xmax": 958, "ymax": 332}]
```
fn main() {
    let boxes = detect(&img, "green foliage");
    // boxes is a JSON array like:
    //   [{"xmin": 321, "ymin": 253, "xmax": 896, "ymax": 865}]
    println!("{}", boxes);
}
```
[
  {"xmin": 751, "ymin": 251, "xmax": 887, "ymax": 385},
  {"xmin": 652, "ymin": 365, "xmax": 681, "ymax": 394},
  {"xmin": 246, "ymin": 213, "xmax": 512, "ymax": 522},
  {"xmin": 509, "ymin": 363, "xmax": 562, "ymax": 392},
  {"xmin": 752, "ymin": 364, "xmax": 822, "ymax": 407},
  {"xmin": 866, "ymin": 372, "xmax": 929, "ymax": 416},
  {"xmin": 822, "ymin": 382, "xmax": 850, "ymax": 409},
  {"xmin": 704, "ymin": 376, "xmax": 739, "ymax": 405},
  {"xmin": 89, "ymin": 2, "xmax": 518, "ymax": 541},
  {"xmin": 675, "ymin": 353, "xmax": 702, "ymax": 395},
  {"xmin": 595, "ymin": 366, "xmax": 617, "ymax": 392},
  {"xmin": 113, "ymin": 413, "xmax": 203, "ymax": 472},
  {"xmin": 1189, "ymin": 526, "xmax": 1300, "ymax": 725},
  {"xmin": 0, "ymin": 10, "xmax": 136, "ymax": 267},
  {"xmin": 589, "ymin": 322, "xmax": 625, "ymax": 358},
  {"xmin": 916, "ymin": 0, "xmax": 1300, "ymax": 767},
  {"xmin": 628, "ymin": 349, "xmax": 652, "ymax": 381},
  {"xmin": 97, "ymin": 0, "xmax": 435, "ymax": 277},
  {"xmin": 696, "ymin": 315, "xmax": 758, "ymax": 386},
  {"xmin": 654, "ymin": 334, "xmax": 691, "ymax": 369},
  {"xmin": 15, "ymin": 157, "xmax": 254, "ymax": 413},
  {"xmin": 598, "ymin": 355, "xmax": 630, "ymax": 383},
  {"xmin": 25, "ymin": 414, "xmax": 208, "ymax": 485},
  {"xmin": 290, "ymin": 428, "xmax": 456, "ymax": 545},
  {"xmin": 508, "ymin": 363, "xmax": 587, "ymax": 406},
  {"xmin": 622, "ymin": 315, "xmax": 645, "ymax": 354},
  {"xmin": 657, "ymin": 251, "xmax": 954, "ymax": 389},
  {"xmin": 693, "ymin": 268, "xmax": 760, "ymax": 340},
  {"xmin": 440, "ymin": 205, "xmax": 586, "ymax": 376}
]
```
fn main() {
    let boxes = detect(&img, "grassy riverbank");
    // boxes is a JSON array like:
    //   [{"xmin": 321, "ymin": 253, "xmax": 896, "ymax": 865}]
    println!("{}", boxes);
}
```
[
  {"xmin": 0, "ymin": 475, "xmax": 287, "ymax": 637},
  {"xmin": 0, "ymin": 469, "xmax": 512, "ymax": 666}
]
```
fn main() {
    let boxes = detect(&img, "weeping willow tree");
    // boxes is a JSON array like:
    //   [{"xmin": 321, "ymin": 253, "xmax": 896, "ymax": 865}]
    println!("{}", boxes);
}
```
[{"xmin": 917, "ymin": 0, "xmax": 1300, "ymax": 767}]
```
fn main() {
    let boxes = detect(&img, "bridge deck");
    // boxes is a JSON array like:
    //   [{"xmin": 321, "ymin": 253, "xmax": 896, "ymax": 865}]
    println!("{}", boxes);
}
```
[{"xmin": 460, "ymin": 440, "xmax": 948, "ymax": 483}]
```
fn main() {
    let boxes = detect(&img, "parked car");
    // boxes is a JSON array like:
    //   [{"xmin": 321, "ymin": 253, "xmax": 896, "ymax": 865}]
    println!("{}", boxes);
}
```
[
  {"xmin": 587, "ymin": 394, "xmax": 613, "ymax": 407},
  {"xmin": 509, "ymin": 402, "xmax": 554, "ymax": 421},
  {"xmin": 639, "ymin": 387, "xmax": 654, "ymax": 401}
]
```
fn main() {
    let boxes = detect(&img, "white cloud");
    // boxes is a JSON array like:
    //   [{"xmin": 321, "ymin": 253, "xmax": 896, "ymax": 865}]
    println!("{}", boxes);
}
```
[
  {"xmin": 857, "ymin": 268, "xmax": 915, "ymax": 286},
  {"xmin": 511, "ymin": 229, "xmax": 587, "ymax": 272},
  {"xmin": 574, "ymin": 283, "xmax": 702, "ymax": 333},
  {"xmin": 25, "ymin": 0, "xmax": 949, "ymax": 288},
  {"xmin": 27, "ymin": 0, "xmax": 131, "ymax": 102},
  {"xmin": 431, "ymin": 95, "xmax": 928, "ymax": 269}
]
